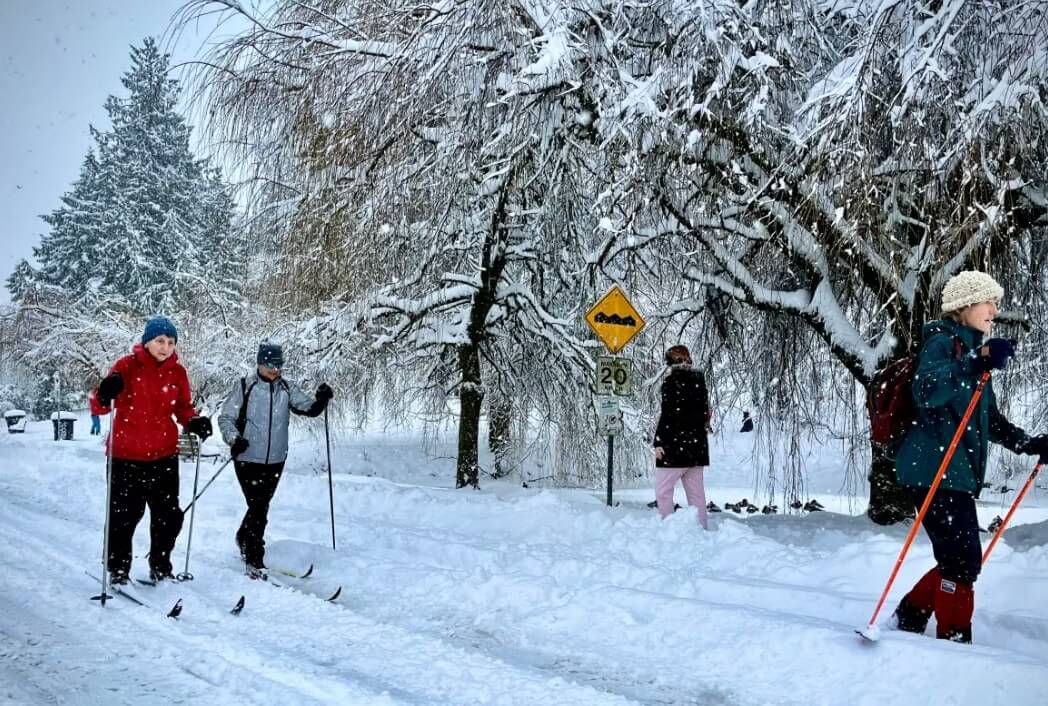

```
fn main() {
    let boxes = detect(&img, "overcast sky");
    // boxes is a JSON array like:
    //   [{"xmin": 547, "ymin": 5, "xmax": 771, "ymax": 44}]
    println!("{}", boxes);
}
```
[{"xmin": 0, "ymin": 1, "xmax": 238, "ymax": 303}]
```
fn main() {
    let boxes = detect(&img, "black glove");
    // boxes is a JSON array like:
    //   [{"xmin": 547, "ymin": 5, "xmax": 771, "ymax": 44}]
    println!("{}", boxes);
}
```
[
  {"xmin": 1023, "ymin": 434, "xmax": 1048, "ymax": 461},
  {"xmin": 187, "ymin": 416, "xmax": 212, "ymax": 441},
  {"xmin": 316, "ymin": 383, "xmax": 334, "ymax": 402},
  {"xmin": 97, "ymin": 373, "xmax": 123, "ymax": 406},
  {"xmin": 231, "ymin": 436, "xmax": 249, "ymax": 457},
  {"xmin": 973, "ymin": 337, "xmax": 1015, "ymax": 372}
]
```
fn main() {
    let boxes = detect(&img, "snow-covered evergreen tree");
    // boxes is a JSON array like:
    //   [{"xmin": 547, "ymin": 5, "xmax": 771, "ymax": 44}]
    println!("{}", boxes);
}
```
[
  {"xmin": 6, "ymin": 38, "xmax": 246, "ymax": 399},
  {"xmin": 10, "ymin": 37, "xmax": 242, "ymax": 315}
]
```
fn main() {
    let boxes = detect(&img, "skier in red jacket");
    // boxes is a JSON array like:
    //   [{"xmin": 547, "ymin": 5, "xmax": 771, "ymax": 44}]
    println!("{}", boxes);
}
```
[{"xmin": 96, "ymin": 316, "xmax": 212, "ymax": 584}]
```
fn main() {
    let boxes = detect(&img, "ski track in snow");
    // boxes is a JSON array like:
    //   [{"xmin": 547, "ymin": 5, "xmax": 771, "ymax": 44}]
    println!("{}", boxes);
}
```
[{"xmin": 1, "ymin": 421, "xmax": 1047, "ymax": 705}]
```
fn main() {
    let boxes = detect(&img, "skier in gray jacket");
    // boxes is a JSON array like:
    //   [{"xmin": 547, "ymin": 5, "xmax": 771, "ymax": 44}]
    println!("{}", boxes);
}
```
[{"xmin": 217, "ymin": 342, "xmax": 333, "ymax": 573}]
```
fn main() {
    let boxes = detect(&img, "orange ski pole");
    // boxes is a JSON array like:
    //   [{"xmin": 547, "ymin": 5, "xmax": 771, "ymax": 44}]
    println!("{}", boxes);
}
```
[
  {"xmin": 981, "ymin": 460, "xmax": 1043, "ymax": 564},
  {"xmin": 861, "ymin": 371, "xmax": 991, "ymax": 636}
]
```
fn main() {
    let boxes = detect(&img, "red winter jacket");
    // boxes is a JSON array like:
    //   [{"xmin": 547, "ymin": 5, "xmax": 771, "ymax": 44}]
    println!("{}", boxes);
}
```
[
  {"xmin": 88, "ymin": 388, "xmax": 110, "ymax": 416},
  {"xmin": 105, "ymin": 344, "xmax": 198, "ymax": 462}
]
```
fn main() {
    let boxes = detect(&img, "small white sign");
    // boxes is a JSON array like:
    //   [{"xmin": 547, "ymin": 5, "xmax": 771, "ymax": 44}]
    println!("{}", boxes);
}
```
[
  {"xmin": 595, "ymin": 356, "xmax": 633, "ymax": 397},
  {"xmin": 595, "ymin": 396, "xmax": 623, "ymax": 436}
]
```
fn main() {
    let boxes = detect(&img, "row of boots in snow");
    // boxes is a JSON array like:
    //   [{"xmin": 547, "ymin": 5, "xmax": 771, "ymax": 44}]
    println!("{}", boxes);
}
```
[
  {"xmin": 649, "ymin": 498, "xmax": 824, "ymax": 515},
  {"xmin": 715, "ymin": 498, "xmax": 824, "ymax": 514}
]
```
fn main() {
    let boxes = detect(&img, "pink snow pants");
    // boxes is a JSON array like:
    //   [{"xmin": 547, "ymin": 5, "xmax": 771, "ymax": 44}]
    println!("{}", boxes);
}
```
[{"xmin": 655, "ymin": 466, "xmax": 708, "ymax": 529}]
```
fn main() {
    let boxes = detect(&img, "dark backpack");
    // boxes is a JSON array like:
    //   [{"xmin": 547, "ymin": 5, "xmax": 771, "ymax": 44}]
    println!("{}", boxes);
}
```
[{"xmin": 867, "ymin": 336, "xmax": 964, "ymax": 447}]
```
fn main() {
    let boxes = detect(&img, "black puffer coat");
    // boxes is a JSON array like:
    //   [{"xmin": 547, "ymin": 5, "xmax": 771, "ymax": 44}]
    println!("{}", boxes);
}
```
[{"xmin": 654, "ymin": 366, "xmax": 710, "ymax": 468}]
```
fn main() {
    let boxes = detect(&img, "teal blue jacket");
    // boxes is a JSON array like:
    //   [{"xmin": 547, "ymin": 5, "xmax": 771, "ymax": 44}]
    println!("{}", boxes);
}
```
[{"xmin": 894, "ymin": 319, "xmax": 1030, "ymax": 497}]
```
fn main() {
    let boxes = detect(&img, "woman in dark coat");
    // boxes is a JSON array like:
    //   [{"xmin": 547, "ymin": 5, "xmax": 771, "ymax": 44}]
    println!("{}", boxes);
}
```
[{"xmin": 653, "ymin": 345, "xmax": 711, "ymax": 528}]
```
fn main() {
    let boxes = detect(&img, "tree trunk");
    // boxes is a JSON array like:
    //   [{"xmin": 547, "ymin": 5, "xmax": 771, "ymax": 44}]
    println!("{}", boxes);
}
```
[
  {"xmin": 867, "ymin": 444, "xmax": 915, "ymax": 525},
  {"xmin": 456, "ymin": 341, "xmax": 483, "ymax": 489},
  {"xmin": 454, "ymin": 163, "xmax": 513, "ymax": 489},
  {"xmin": 488, "ymin": 396, "xmax": 512, "ymax": 479}
]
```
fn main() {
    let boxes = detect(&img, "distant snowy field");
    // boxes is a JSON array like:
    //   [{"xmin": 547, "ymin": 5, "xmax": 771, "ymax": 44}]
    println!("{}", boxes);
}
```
[{"xmin": 1, "ymin": 412, "xmax": 1046, "ymax": 705}]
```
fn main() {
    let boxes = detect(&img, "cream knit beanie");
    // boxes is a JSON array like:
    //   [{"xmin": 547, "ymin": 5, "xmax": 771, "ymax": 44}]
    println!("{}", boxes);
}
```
[{"xmin": 940, "ymin": 271, "xmax": 1004, "ymax": 314}]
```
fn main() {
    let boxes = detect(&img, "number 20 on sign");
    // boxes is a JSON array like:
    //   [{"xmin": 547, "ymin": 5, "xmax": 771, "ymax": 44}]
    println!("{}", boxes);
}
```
[{"xmin": 596, "ymin": 356, "xmax": 632, "ymax": 397}]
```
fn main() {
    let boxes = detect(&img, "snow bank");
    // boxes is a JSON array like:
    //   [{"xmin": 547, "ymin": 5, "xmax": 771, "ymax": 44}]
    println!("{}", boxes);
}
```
[{"xmin": 0, "ymin": 417, "xmax": 1045, "ymax": 705}]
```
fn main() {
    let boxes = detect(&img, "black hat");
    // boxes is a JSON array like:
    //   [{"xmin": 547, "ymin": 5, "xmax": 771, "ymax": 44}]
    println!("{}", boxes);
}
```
[{"xmin": 257, "ymin": 343, "xmax": 284, "ymax": 367}]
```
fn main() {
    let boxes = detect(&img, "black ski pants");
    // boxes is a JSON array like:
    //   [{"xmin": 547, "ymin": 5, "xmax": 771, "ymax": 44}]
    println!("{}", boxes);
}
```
[
  {"xmin": 908, "ymin": 486, "xmax": 983, "ymax": 585},
  {"xmin": 107, "ymin": 455, "xmax": 183, "ymax": 576},
  {"xmin": 234, "ymin": 460, "xmax": 285, "ymax": 567}
]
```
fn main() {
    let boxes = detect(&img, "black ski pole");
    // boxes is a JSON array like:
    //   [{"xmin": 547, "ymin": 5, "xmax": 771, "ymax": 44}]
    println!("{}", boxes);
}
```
[
  {"xmin": 91, "ymin": 406, "xmax": 116, "ymax": 606},
  {"xmin": 177, "ymin": 438, "xmax": 204, "ymax": 581},
  {"xmin": 325, "ymin": 406, "xmax": 336, "ymax": 550},
  {"xmin": 181, "ymin": 457, "xmax": 232, "ymax": 514}
]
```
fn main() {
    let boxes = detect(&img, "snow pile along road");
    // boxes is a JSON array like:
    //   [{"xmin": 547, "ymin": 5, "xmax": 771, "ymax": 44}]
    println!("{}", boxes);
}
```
[{"xmin": 1, "ymin": 418, "xmax": 1046, "ymax": 705}]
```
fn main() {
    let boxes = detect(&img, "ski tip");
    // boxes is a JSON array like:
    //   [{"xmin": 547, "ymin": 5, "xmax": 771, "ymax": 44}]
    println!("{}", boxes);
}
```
[
  {"xmin": 300, "ymin": 564, "xmax": 314, "ymax": 579},
  {"xmin": 856, "ymin": 625, "xmax": 880, "ymax": 643},
  {"xmin": 167, "ymin": 599, "xmax": 184, "ymax": 619},
  {"xmin": 327, "ymin": 586, "xmax": 342, "ymax": 602},
  {"xmin": 230, "ymin": 595, "xmax": 246, "ymax": 616}
]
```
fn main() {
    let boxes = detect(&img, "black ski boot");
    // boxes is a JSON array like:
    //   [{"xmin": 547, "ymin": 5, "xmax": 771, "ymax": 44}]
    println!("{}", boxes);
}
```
[
  {"xmin": 891, "ymin": 597, "xmax": 932, "ymax": 634},
  {"xmin": 246, "ymin": 564, "xmax": 268, "ymax": 580}
]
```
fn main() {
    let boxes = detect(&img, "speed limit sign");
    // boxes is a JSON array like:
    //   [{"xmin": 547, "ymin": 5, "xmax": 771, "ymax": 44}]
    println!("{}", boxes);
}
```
[{"xmin": 595, "ymin": 356, "xmax": 632, "ymax": 396}]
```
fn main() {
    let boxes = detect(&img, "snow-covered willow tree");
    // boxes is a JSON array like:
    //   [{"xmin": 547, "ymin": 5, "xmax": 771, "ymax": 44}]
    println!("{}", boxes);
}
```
[
  {"xmin": 582, "ymin": 0, "xmax": 1048, "ymax": 522},
  {"xmin": 181, "ymin": 0, "xmax": 1048, "ymax": 510},
  {"xmin": 181, "ymin": 0, "xmax": 662, "ymax": 488},
  {"xmin": 7, "ymin": 38, "xmax": 246, "ymax": 396}
]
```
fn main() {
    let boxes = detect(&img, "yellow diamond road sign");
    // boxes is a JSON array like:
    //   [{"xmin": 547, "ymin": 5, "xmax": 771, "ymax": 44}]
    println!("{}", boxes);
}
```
[{"xmin": 585, "ymin": 285, "xmax": 646, "ymax": 354}]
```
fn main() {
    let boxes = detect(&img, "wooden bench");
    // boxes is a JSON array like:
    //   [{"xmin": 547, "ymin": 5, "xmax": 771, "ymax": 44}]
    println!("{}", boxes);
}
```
[
  {"xmin": 177, "ymin": 433, "xmax": 222, "ymax": 461},
  {"xmin": 177, "ymin": 433, "xmax": 199, "ymax": 460}
]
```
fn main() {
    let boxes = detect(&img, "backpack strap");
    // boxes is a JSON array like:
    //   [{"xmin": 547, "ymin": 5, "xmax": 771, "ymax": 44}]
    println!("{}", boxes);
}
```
[
  {"xmin": 920, "ymin": 330, "xmax": 967, "ymax": 360},
  {"xmin": 235, "ymin": 376, "xmax": 257, "ymax": 436}
]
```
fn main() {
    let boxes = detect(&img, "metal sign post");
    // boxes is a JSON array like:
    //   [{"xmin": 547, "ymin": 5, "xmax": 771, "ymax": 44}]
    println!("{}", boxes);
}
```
[
  {"xmin": 586, "ymin": 286, "xmax": 645, "ymax": 507},
  {"xmin": 53, "ymin": 371, "xmax": 61, "ymax": 443},
  {"xmin": 595, "ymin": 396, "xmax": 622, "ymax": 506}
]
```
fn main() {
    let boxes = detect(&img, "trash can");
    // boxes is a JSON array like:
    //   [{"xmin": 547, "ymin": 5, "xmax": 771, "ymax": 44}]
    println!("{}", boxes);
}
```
[
  {"xmin": 50, "ymin": 412, "xmax": 76, "ymax": 440},
  {"xmin": 4, "ymin": 410, "xmax": 27, "ymax": 434}
]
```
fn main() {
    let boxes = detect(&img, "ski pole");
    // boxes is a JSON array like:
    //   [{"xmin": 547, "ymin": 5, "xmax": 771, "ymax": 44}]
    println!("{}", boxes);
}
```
[
  {"xmin": 177, "ymin": 438, "xmax": 204, "ymax": 581},
  {"xmin": 325, "ymin": 406, "xmax": 336, "ymax": 551},
  {"xmin": 181, "ymin": 457, "xmax": 233, "ymax": 514},
  {"xmin": 92, "ymin": 406, "xmax": 116, "ymax": 606},
  {"xmin": 861, "ymin": 371, "xmax": 991, "ymax": 635},
  {"xmin": 982, "ymin": 459, "xmax": 1043, "ymax": 564}
]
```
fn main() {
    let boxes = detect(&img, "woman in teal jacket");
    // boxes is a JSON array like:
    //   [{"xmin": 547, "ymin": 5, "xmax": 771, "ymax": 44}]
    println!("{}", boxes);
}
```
[{"xmin": 893, "ymin": 271, "xmax": 1047, "ymax": 643}]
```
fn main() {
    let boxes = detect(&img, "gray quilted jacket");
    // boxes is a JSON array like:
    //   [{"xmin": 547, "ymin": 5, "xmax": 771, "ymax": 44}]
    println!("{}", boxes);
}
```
[{"xmin": 217, "ymin": 372, "xmax": 321, "ymax": 464}]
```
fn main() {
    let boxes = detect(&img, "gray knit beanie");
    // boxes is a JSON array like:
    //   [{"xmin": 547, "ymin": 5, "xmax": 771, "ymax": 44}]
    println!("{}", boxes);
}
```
[{"xmin": 940, "ymin": 271, "xmax": 1004, "ymax": 314}]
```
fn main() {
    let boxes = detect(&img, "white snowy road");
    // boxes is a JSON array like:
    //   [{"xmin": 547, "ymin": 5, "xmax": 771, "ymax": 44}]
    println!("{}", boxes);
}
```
[{"xmin": 1, "ymin": 422, "xmax": 1046, "ymax": 705}]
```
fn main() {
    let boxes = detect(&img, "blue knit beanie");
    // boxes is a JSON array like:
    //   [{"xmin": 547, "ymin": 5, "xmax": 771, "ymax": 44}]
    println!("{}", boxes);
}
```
[
  {"xmin": 142, "ymin": 316, "xmax": 178, "ymax": 344},
  {"xmin": 257, "ymin": 342, "xmax": 284, "ymax": 367}
]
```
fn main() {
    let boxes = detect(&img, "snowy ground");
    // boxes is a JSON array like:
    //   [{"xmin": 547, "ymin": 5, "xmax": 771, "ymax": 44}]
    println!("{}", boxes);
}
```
[{"xmin": 1, "ymin": 413, "xmax": 1047, "ymax": 705}]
